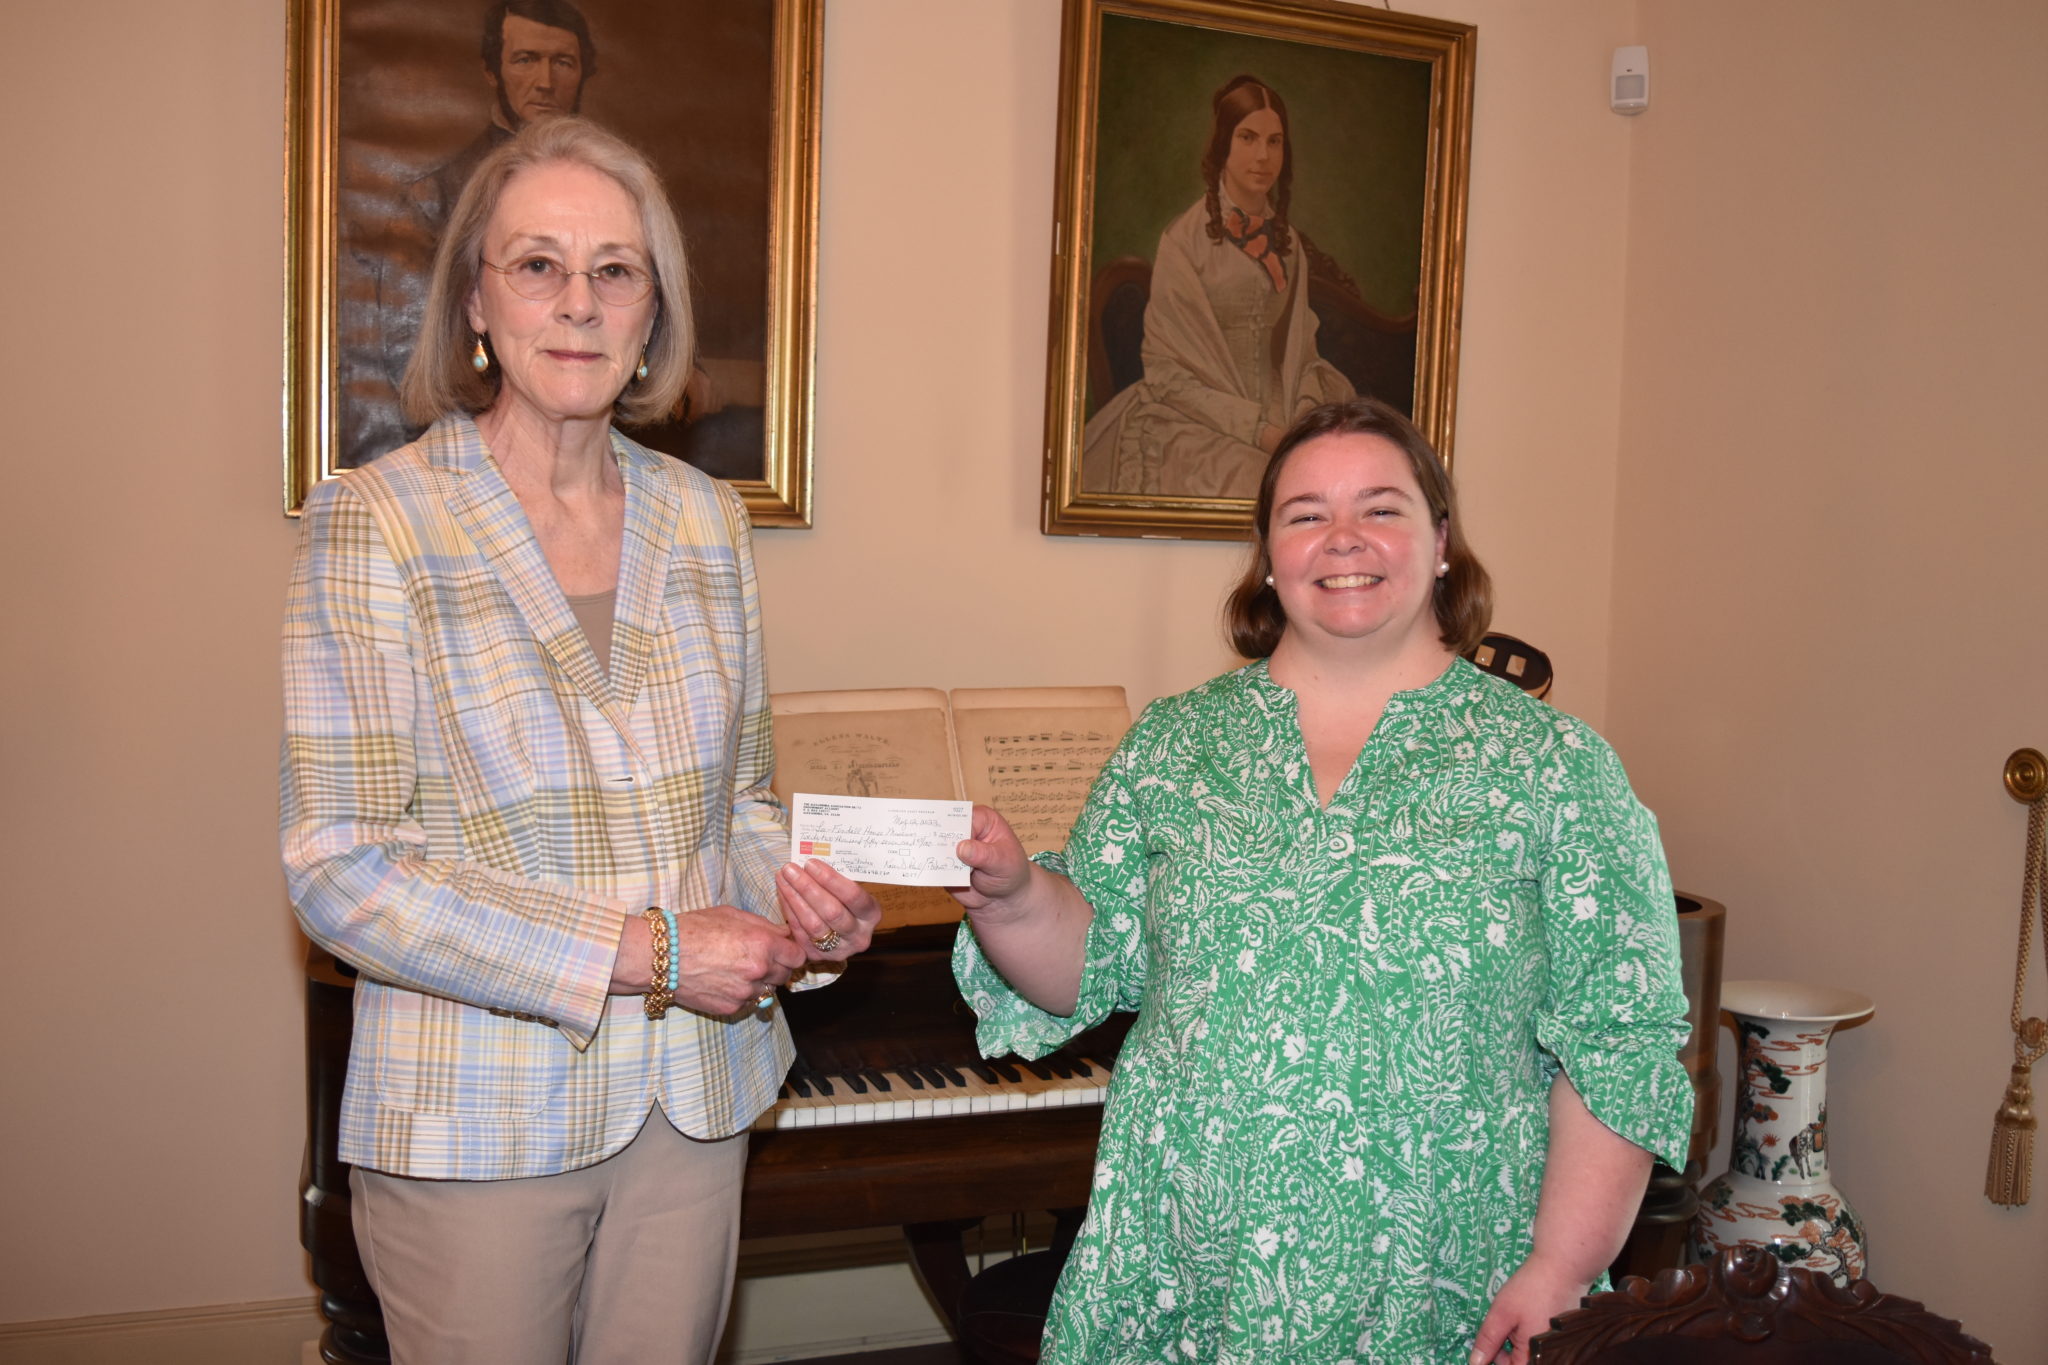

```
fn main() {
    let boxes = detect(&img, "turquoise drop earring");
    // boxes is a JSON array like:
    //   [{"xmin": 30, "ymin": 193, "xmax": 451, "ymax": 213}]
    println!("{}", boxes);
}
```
[{"xmin": 472, "ymin": 336, "xmax": 489, "ymax": 373}]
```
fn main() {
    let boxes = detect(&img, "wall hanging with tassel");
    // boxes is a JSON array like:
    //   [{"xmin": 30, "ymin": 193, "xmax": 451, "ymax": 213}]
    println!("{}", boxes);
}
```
[{"xmin": 1988, "ymin": 747, "xmax": 2048, "ymax": 1206}]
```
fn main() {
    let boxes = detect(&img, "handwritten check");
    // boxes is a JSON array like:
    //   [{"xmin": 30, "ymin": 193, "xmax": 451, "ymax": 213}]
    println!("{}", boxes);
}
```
[{"xmin": 789, "ymin": 794, "xmax": 974, "ymax": 886}]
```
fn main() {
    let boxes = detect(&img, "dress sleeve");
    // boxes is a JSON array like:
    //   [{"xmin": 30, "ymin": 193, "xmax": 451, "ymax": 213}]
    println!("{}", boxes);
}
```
[
  {"xmin": 953, "ymin": 724, "xmax": 1155, "ymax": 1060},
  {"xmin": 1532, "ymin": 723, "xmax": 1695, "ymax": 1170},
  {"xmin": 279, "ymin": 479, "xmax": 627, "ymax": 1048}
]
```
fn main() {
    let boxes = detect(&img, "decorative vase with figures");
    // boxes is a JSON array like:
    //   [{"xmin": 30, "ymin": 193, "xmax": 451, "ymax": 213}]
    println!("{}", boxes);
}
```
[{"xmin": 1691, "ymin": 979, "xmax": 1874, "ymax": 1286}]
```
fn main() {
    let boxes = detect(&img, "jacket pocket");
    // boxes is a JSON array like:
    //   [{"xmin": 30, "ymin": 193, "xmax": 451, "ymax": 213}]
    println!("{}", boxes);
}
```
[{"xmin": 360, "ymin": 982, "xmax": 565, "ymax": 1118}]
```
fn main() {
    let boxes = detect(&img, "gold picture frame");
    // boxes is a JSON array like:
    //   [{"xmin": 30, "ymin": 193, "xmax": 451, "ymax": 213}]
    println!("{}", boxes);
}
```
[
  {"xmin": 284, "ymin": 0, "xmax": 821, "ymax": 525},
  {"xmin": 1041, "ymin": 0, "xmax": 1474, "ymax": 540}
]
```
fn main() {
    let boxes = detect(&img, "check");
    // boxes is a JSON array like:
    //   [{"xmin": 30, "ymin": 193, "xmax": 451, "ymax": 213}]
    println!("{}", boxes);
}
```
[{"xmin": 789, "ymin": 793, "xmax": 974, "ymax": 886}]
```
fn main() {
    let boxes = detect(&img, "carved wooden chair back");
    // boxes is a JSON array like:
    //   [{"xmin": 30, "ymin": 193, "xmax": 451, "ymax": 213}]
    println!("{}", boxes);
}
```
[{"xmin": 1529, "ymin": 1248, "xmax": 1997, "ymax": 1365}]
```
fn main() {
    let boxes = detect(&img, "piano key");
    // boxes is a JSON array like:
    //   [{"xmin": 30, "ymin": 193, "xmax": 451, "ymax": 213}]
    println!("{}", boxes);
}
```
[{"xmin": 758, "ymin": 1049, "xmax": 1111, "ymax": 1130}]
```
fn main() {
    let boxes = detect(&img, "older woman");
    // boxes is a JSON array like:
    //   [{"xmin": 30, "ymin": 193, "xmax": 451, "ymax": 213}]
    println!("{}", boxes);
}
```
[
  {"xmin": 1080, "ymin": 73, "xmax": 1356, "ymax": 500},
  {"xmin": 281, "ymin": 117, "xmax": 876, "ymax": 1364},
  {"xmin": 786, "ymin": 398, "xmax": 1693, "ymax": 1363}
]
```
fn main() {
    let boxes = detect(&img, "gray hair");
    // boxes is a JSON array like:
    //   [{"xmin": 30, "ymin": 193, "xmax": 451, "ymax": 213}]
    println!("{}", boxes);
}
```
[{"xmin": 400, "ymin": 116, "xmax": 694, "ymax": 428}]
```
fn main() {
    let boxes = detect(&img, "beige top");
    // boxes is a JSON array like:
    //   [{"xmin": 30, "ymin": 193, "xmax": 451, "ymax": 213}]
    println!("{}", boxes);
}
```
[{"xmin": 565, "ymin": 586, "xmax": 616, "ymax": 676}]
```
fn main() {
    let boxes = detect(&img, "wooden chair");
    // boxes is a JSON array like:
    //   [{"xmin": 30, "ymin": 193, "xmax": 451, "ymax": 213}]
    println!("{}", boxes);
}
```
[{"xmin": 1530, "ymin": 1247, "xmax": 1997, "ymax": 1364}]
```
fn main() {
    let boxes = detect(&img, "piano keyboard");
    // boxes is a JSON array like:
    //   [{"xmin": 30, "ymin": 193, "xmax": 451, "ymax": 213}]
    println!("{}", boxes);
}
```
[{"xmin": 755, "ymin": 1050, "xmax": 1117, "ymax": 1130}]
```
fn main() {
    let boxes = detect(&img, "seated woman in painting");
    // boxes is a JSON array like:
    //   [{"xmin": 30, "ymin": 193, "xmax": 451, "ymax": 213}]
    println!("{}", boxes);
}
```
[{"xmin": 1081, "ymin": 73, "xmax": 1356, "ymax": 500}]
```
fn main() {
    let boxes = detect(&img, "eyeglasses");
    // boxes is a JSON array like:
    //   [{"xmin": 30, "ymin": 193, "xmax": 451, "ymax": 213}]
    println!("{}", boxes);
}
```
[{"xmin": 481, "ymin": 254, "xmax": 656, "ymax": 307}]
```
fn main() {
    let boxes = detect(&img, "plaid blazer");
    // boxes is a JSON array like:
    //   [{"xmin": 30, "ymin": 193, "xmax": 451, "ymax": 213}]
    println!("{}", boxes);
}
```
[{"xmin": 281, "ymin": 416, "xmax": 793, "ymax": 1180}]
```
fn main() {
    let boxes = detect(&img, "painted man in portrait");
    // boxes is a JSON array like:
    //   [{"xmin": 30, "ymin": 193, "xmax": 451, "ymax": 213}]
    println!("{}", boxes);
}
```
[
  {"xmin": 407, "ymin": 1, "xmax": 597, "ymax": 238},
  {"xmin": 336, "ymin": 0, "xmax": 765, "ymax": 477},
  {"xmin": 337, "ymin": 0, "xmax": 602, "ymax": 470}
]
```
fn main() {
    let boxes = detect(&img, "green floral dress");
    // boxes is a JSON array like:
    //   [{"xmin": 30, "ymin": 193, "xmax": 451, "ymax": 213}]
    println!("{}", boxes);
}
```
[{"xmin": 954, "ymin": 659, "xmax": 1693, "ymax": 1364}]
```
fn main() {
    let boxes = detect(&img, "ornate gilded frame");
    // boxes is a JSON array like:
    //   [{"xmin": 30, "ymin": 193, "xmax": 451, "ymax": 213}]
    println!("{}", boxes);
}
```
[
  {"xmin": 1041, "ymin": 0, "xmax": 1474, "ymax": 540},
  {"xmin": 283, "ymin": 0, "xmax": 821, "ymax": 525}
]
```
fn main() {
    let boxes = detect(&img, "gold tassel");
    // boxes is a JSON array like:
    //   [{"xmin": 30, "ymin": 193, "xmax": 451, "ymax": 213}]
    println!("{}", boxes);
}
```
[{"xmin": 1987, "ymin": 1062, "xmax": 2036, "ymax": 1206}]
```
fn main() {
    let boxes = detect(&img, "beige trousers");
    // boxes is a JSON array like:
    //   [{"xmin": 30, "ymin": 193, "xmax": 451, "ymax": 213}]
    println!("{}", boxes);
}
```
[{"xmin": 350, "ymin": 1108, "xmax": 748, "ymax": 1365}]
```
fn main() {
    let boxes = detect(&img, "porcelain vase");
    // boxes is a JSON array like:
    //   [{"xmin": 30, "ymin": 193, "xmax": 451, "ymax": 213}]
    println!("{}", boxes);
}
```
[{"xmin": 1691, "ymin": 979, "xmax": 1874, "ymax": 1286}]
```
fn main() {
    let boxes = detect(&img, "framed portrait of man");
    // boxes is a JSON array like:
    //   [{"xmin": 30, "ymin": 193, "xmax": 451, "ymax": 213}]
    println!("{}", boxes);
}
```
[
  {"xmin": 1040, "ymin": 0, "xmax": 1474, "ymax": 540},
  {"xmin": 285, "ymin": 0, "xmax": 820, "ymax": 525}
]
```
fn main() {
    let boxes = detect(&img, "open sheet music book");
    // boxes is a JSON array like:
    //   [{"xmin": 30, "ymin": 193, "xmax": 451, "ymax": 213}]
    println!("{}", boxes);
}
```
[{"xmin": 769, "ymin": 686, "xmax": 1131, "ymax": 928}]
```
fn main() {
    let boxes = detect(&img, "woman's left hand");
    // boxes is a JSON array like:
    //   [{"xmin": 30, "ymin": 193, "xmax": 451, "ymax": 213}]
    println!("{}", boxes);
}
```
[
  {"xmin": 776, "ymin": 859, "xmax": 882, "ymax": 963},
  {"xmin": 1468, "ymin": 1252, "xmax": 1590, "ymax": 1365}
]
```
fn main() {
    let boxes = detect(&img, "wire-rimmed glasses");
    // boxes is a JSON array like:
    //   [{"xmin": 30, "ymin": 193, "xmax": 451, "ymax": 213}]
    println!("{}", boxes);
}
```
[{"xmin": 481, "ymin": 254, "xmax": 656, "ymax": 307}]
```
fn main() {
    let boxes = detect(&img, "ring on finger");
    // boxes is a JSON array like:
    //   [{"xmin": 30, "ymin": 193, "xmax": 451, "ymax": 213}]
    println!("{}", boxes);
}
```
[{"xmin": 811, "ymin": 929, "xmax": 843, "ymax": 952}]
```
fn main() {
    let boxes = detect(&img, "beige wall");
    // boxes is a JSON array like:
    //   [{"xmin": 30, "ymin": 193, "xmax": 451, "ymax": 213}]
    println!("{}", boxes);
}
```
[
  {"xmin": 1605, "ymin": 1, "xmax": 2047, "ymax": 1353},
  {"xmin": 3, "ymin": 0, "xmax": 2033, "ymax": 1355}
]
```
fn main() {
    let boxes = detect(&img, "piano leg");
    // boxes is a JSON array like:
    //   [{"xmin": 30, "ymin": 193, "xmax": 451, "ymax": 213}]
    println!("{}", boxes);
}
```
[
  {"xmin": 303, "ymin": 949, "xmax": 391, "ymax": 1364},
  {"xmin": 903, "ymin": 1217, "xmax": 982, "ymax": 1329}
]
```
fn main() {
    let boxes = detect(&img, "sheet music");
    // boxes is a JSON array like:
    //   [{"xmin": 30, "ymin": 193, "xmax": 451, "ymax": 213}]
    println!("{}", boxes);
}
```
[
  {"xmin": 768, "ymin": 689, "xmax": 961, "ymax": 808},
  {"xmin": 951, "ymin": 687, "xmax": 1130, "ymax": 855}
]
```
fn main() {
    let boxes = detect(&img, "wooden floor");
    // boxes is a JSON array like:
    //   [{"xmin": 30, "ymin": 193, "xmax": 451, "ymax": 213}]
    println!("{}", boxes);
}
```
[{"xmin": 805, "ymin": 1347, "xmax": 965, "ymax": 1365}]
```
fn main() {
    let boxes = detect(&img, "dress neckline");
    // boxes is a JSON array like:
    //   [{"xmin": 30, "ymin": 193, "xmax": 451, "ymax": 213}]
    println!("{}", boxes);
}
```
[
  {"xmin": 1240, "ymin": 653, "xmax": 1474, "ymax": 714},
  {"xmin": 1241, "ymin": 655, "xmax": 1475, "ymax": 811}
]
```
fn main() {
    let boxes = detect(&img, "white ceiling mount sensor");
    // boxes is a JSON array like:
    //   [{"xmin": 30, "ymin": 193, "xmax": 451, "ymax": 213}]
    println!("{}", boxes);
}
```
[{"xmin": 1611, "ymin": 45, "xmax": 1649, "ymax": 115}]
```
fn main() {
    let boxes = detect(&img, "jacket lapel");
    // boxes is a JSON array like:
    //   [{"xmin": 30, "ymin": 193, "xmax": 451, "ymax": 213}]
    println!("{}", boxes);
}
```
[
  {"xmin": 431, "ymin": 416, "xmax": 638, "ymax": 745},
  {"xmin": 607, "ymin": 430, "xmax": 679, "ymax": 723}
]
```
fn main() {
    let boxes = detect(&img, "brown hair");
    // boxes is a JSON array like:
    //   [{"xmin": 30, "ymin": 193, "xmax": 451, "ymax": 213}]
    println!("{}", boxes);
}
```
[
  {"xmin": 1201, "ymin": 75, "xmax": 1293, "ymax": 256},
  {"xmin": 400, "ymin": 116, "xmax": 693, "ymax": 429},
  {"xmin": 1224, "ymin": 398, "xmax": 1492, "ymax": 659},
  {"xmin": 482, "ymin": 0, "xmax": 597, "ymax": 87}
]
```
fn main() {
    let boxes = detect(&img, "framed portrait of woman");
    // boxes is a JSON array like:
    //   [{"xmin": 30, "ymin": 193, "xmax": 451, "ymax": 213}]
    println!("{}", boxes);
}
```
[
  {"xmin": 285, "ymin": 0, "xmax": 821, "ymax": 525},
  {"xmin": 1041, "ymin": 0, "xmax": 1474, "ymax": 540}
]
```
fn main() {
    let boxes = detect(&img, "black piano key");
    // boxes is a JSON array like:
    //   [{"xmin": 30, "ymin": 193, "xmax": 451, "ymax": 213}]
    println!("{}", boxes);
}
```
[
  {"xmin": 1048, "ymin": 1056, "xmax": 1076, "ymax": 1078},
  {"xmin": 842, "ymin": 1071, "xmax": 869, "ymax": 1094},
  {"xmin": 935, "ymin": 1063, "xmax": 968, "ymax": 1088},
  {"xmin": 1068, "ymin": 1057, "xmax": 1094, "ymax": 1077},
  {"xmin": 968, "ymin": 1061, "xmax": 1000, "ymax": 1084},
  {"xmin": 989, "ymin": 1058, "xmax": 1023, "ymax": 1084},
  {"xmin": 786, "ymin": 1075, "xmax": 812, "ymax": 1098},
  {"xmin": 863, "ymin": 1068, "xmax": 893, "ymax": 1093},
  {"xmin": 1021, "ymin": 1059, "xmax": 1054, "ymax": 1081},
  {"xmin": 893, "ymin": 1067, "xmax": 927, "ymax": 1090},
  {"xmin": 813, "ymin": 1074, "xmax": 835, "ymax": 1096}
]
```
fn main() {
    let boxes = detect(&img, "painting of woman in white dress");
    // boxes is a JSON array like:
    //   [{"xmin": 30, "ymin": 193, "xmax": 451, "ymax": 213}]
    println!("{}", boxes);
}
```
[
  {"xmin": 1081, "ymin": 75, "xmax": 1356, "ymax": 501},
  {"xmin": 1041, "ymin": 3, "xmax": 1471, "ymax": 538}
]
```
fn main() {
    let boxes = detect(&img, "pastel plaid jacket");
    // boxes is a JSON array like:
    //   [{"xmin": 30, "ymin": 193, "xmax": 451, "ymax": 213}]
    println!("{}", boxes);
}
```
[{"xmin": 281, "ymin": 416, "xmax": 793, "ymax": 1180}]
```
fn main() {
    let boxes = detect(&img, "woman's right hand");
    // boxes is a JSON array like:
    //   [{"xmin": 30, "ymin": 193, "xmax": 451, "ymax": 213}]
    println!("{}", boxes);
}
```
[
  {"xmin": 611, "ymin": 904, "xmax": 807, "ymax": 1017},
  {"xmin": 951, "ymin": 805, "xmax": 1035, "ymax": 917},
  {"xmin": 949, "ymin": 804, "xmax": 1093, "ymax": 1017}
]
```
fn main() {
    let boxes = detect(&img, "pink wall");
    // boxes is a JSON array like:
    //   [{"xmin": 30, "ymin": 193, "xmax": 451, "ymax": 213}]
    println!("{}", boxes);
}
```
[{"xmin": 1606, "ymin": 1, "xmax": 2048, "ymax": 1353}]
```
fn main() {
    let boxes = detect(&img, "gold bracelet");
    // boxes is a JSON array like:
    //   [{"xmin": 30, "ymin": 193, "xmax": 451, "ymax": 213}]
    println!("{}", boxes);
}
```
[{"xmin": 643, "ymin": 906, "xmax": 674, "ymax": 1019}]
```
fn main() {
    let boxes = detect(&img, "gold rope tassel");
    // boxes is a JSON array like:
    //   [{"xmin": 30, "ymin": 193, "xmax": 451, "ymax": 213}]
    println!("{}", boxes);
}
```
[
  {"xmin": 1987, "ymin": 1062, "xmax": 2036, "ymax": 1206},
  {"xmin": 1988, "ymin": 754, "xmax": 2047, "ymax": 1207}
]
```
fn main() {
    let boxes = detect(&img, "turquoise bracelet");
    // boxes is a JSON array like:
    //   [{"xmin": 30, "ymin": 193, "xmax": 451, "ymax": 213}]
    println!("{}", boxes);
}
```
[{"xmin": 660, "ymin": 908, "xmax": 681, "ymax": 995}]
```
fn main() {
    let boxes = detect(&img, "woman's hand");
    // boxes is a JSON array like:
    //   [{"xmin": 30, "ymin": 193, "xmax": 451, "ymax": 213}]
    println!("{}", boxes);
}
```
[
  {"xmin": 776, "ymin": 859, "xmax": 883, "ymax": 963},
  {"xmin": 946, "ymin": 805, "xmax": 1094, "ymax": 1016},
  {"xmin": 1468, "ymin": 1251, "xmax": 1590, "ymax": 1365},
  {"xmin": 951, "ymin": 805, "xmax": 1036, "ymax": 919},
  {"xmin": 1471, "ymin": 1078, "xmax": 1653, "ymax": 1364},
  {"xmin": 611, "ymin": 904, "xmax": 808, "ymax": 1016}
]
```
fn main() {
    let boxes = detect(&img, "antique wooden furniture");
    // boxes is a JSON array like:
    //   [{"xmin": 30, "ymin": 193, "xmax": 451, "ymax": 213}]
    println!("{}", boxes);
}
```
[{"xmin": 1531, "ymin": 1246, "xmax": 1997, "ymax": 1364}]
